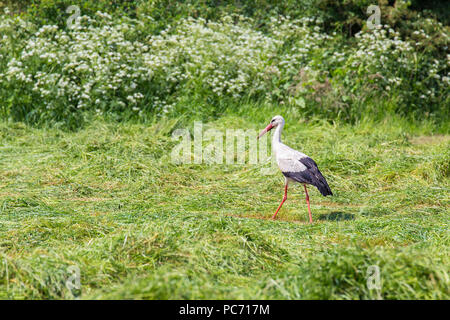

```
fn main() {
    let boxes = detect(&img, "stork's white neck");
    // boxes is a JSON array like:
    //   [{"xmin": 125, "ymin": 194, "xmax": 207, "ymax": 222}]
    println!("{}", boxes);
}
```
[{"xmin": 272, "ymin": 121, "xmax": 284, "ymax": 149}]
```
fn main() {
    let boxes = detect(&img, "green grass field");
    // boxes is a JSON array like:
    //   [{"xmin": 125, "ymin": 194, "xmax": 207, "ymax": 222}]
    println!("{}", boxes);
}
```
[
  {"xmin": 0, "ymin": 108, "xmax": 448, "ymax": 299},
  {"xmin": 0, "ymin": 0, "xmax": 449, "ymax": 300}
]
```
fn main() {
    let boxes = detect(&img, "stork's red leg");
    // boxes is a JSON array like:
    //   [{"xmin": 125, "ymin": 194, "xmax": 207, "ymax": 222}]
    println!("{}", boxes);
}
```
[
  {"xmin": 304, "ymin": 184, "xmax": 313, "ymax": 223},
  {"xmin": 272, "ymin": 184, "xmax": 288, "ymax": 220}
]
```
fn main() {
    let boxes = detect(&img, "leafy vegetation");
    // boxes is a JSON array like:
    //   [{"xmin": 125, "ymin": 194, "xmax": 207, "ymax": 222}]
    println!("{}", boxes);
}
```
[{"xmin": 0, "ymin": 0, "xmax": 448, "ymax": 127}]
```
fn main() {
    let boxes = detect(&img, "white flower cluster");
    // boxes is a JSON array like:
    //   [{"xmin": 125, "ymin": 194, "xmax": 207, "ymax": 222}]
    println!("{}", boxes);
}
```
[
  {"xmin": 146, "ymin": 16, "xmax": 280, "ymax": 99},
  {"xmin": 269, "ymin": 16, "xmax": 331, "ymax": 76},
  {"xmin": 0, "ymin": 12, "xmax": 337, "ymax": 116},
  {"xmin": 325, "ymin": 24, "xmax": 449, "ymax": 102},
  {"xmin": 349, "ymin": 27, "xmax": 414, "ymax": 90}
]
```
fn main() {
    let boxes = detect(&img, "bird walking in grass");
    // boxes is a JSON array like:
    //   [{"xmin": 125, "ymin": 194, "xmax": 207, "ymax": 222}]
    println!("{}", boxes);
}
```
[{"xmin": 257, "ymin": 115, "xmax": 333, "ymax": 223}]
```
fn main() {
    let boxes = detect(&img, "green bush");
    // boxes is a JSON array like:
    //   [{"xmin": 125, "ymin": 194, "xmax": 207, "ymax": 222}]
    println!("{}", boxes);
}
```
[
  {"xmin": 0, "ymin": 1, "xmax": 448, "ymax": 128},
  {"xmin": 25, "ymin": 0, "xmax": 138, "ymax": 27}
]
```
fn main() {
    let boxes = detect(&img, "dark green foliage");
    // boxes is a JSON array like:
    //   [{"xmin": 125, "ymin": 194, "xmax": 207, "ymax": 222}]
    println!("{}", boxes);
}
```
[{"xmin": 26, "ymin": 0, "xmax": 138, "ymax": 27}]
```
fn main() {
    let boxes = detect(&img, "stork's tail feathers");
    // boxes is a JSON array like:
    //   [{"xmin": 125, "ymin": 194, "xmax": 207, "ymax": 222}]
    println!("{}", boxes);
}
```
[
  {"xmin": 315, "ymin": 176, "xmax": 333, "ymax": 196},
  {"xmin": 300, "ymin": 157, "xmax": 333, "ymax": 196},
  {"xmin": 282, "ymin": 157, "xmax": 333, "ymax": 196}
]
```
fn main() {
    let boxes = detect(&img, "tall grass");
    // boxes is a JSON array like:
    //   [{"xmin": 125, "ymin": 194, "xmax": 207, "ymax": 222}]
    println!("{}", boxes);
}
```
[{"xmin": 0, "ymin": 110, "xmax": 448, "ymax": 299}]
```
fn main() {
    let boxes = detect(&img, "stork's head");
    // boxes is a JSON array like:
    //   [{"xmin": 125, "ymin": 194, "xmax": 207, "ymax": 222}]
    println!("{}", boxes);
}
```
[{"xmin": 257, "ymin": 115, "xmax": 284, "ymax": 139}]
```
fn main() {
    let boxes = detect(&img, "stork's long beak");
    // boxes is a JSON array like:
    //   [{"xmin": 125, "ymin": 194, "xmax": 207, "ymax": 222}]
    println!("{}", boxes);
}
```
[{"xmin": 257, "ymin": 123, "xmax": 274, "ymax": 139}]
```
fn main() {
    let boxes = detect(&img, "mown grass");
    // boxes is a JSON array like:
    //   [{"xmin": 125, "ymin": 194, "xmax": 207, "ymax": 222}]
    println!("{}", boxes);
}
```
[{"xmin": 0, "ymin": 107, "xmax": 448, "ymax": 299}]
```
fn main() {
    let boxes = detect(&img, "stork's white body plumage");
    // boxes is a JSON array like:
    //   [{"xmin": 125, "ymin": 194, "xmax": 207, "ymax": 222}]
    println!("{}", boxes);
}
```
[
  {"xmin": 272, "ymin": 122, "xmax": 308, "ymax": 175},
  {"xmin": 258, "ymin": 115, "xmax": 333, "ymax": 222}
]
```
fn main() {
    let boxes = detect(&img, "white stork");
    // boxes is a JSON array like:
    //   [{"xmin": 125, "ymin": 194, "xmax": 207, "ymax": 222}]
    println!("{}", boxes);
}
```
[{"xmin": 257, "ymin": 115, "xmax": 333, "ymax": 223}]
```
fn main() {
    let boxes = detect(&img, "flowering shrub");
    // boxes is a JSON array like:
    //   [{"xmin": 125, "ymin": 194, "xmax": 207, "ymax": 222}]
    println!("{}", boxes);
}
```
[
  {"xmin": 0, "ymin": 6, "xmax": 448, "ymax": 127},
  {"xmin": 330, "ymin": 25, "xmax": 449, "ymax": 115},
  {"xmin": 0, "ymin": 12, "xmax": 333, "ymax": 125}
]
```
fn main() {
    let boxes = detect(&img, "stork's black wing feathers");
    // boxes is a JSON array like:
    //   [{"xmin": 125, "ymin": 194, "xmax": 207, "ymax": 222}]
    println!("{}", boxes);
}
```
[{"xmin": 282, "ymin": 157, "xmax": 333, "ymax": 196}]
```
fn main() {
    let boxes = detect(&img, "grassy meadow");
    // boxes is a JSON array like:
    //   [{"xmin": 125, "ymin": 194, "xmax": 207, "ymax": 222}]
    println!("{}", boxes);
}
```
[
  {"xmin": 0, "ymin": 1, "xmax": 449, "ymax": 299},
  {"xmin": 0, "ymin": 110, "xmax": 448, "ymax": 299}
]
